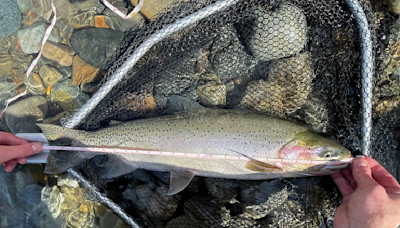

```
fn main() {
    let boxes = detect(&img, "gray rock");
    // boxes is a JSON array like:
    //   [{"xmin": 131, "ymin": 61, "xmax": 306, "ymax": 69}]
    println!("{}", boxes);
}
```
[
  {"xmin": 16, "ymin": 0, "xmax": 31, "ymax": 14},
  {"xmin": 0, "ymin": 75, "xmax": 17, "ymax": 112},
  {"xmin": 18, "ymin": 23, "xmax": 60, "ymax": 54},
  {"xmin": 81, "ymin": 81, "xmax": 100, "ymax": 93},
  {"xmin": 5, "ymin": 96, "xmax": 48, "ymax": 134},
  {"xmin": 211, "ymin": 26, "xmax": 257, "ymax": 82},
  {"xmin": 0, "ymin": 0, "xmax": 21, "ymax": 38},
  {"xmin": 103, "ymin": 4, "xmax": 143, "ymax": 32},
  {"xmin": 58, "ymin": 66, "xmax": 72, "ymax": 79},
  {"xmin": 17, "ymin": 184, "xmax": 43, "ymax": 206},
  {"xmin": 154, "ymin": 59, "xmax": 198, "ymax": 109},
  {"xmin": 39, "ymin": 65, "xmax": 64, "ymax": 86},
  {"xmin": 50, "ymin": 79, "xmax": 89, "ymax": 111},
  {"xmin": 166, "ymin": 215, "xmax": 199, "ymax": 228},
  {"xmin": 70, "ymin": 28, "xmax": 124, "ymax": 69},
  {"xmin": 125, "ymin": 184, "xmax": 181, "ymax": 220},
  {"xmin": 204, "ymin": 178, "xmax": 239, "ymax": 201},
  {"xmin": 238, "ymin": 3, "xmax": 307, "ymax": 61}
]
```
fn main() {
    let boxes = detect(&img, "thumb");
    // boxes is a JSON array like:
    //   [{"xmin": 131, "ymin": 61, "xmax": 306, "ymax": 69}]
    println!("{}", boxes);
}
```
[
  {"xmin": 352, "ymin": 155, "xmax": 378, "ymax": 190},
  {"xmin": 0, "ymin": 143, "xmax": 42, "ymax": 163}
]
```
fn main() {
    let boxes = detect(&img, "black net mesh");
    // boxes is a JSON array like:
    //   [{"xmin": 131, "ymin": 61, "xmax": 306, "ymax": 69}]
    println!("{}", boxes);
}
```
[{"xmin": 59, "ymin": 0, "xmax": 400, "ymax": 227}]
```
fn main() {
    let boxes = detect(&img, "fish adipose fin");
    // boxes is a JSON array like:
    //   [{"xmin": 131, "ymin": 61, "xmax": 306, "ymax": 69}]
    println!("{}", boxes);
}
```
[
  {"xmin": 168, "ymin": 170, "xmax": 195, "ymax": 195},
  {"xmin": 163, "ymin": 95, "xmax": 203, "ymax": 114},
  {"xmin": 224, "ymin": 148, "xmax": 283, "ymax": 172}
]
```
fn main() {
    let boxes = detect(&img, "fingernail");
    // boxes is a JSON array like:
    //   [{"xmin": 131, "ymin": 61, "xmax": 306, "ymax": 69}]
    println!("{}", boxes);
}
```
[
  {"xmin": 32, "ymin": 145, "xmax": 37, "ymax": 152},
  {"xmin": 354, "ymin": 157, "xmax": 368, "ymax": 167},
  {"xmin": 356, "ymin": 155, "xmax": 365, "ymax": 158}
]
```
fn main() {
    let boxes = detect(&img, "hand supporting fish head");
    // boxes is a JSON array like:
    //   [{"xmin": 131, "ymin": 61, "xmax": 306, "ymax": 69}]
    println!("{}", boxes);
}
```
[{"xmin": 279, "ymin": 130, "xmax": 352, "ymax": 176}]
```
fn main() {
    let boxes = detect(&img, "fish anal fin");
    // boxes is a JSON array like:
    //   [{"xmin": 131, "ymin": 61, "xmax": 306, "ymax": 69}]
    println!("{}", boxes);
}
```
[
  {"xmin": 245, "ymin": 160, "xmax": 283, "ymax": 172},
  {"xmin": 168, "ymin": 170, "xmax": 195, "ymax": 195}
]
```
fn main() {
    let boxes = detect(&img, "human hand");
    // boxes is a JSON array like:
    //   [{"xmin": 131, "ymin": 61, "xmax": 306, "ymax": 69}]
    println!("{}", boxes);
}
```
[
  {"xmin": 0, "ymin": 132, "xmax": 42, "ymax": 172},
  {"xmin": 331, "ymin": 155, "xmax": 400, "ymax": 228}
]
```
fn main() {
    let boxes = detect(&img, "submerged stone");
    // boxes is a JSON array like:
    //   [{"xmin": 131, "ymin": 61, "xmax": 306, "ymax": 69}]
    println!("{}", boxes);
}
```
[
  {"xmin": 50, "ymin": 79, "xmax": 89, "ymax": 111},
  {"xmin": 5, "ymin": 96, "xmax": 48, "ymax": 134},
  {"xmin": 238, "ymin": 3, "xmax": 307, "ymax": 61},
  {"xmin": 39, "ymin": 64, "xmax": 64, "ymax": 86},
  {"xmin": 42, "ymin": 41, "xmax": 76, "ymax": 66},
  {"xmin": 0, "ymin": 0, "xmax": 21, "ymax": 38},
  {"xmin": 72, "ymin": 55, "xmax": 100, "ymax": 86},
  {"xmin": 27, "ymin": 72, "xmax": 47, "ymax": 95},
  {"xmin": 70, "ymin": 28, "xmax": 124, "ymax": 69},
  {"xmin": 17, "ymin": 22, "xmax": 60, "ymax": 54}
]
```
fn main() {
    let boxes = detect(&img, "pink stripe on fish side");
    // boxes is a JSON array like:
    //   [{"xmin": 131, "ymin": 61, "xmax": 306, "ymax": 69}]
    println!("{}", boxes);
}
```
[{"xmin": 41, "ymin": 145, "xmax": 353, "ymax": 165}]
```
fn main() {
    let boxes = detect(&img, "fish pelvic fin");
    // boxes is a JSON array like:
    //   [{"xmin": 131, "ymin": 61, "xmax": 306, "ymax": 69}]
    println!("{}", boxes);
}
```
[{"xmin": 36, "ymin": 124, "xmax": 85, "ymax": 142}]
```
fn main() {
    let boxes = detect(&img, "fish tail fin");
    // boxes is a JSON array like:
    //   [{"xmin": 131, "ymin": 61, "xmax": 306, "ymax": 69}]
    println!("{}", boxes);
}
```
[{"xmin": 36, "ymin": 124, "xmax": 85, "ymax": 142}]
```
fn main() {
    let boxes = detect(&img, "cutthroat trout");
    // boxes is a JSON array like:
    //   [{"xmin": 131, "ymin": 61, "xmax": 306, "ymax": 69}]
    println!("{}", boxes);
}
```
[{"xmin": 34, "ymin": 96, "xmax": 351, "ymax": 195}]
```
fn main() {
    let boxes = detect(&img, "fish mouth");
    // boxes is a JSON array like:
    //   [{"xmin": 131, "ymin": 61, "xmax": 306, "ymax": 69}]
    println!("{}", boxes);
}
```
[{"xmin": 324, "ymin": 163, "xmax": 350, "ymax": 170}]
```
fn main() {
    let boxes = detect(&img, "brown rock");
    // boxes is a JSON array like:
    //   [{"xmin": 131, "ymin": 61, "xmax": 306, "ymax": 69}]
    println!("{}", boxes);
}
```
[
  {"xmin": 39, "ymin": 64, "xmax": 64, "ymax": 86},
  {"xmin": 72, "ymin": 11, "xmax": 97, "ymax": 29},
  {"xmin": 119, "ymin": 94, "xmax": 157, "ymax": 112},
  {"xmin": 94, "ymin": 15, "xmax": 109, "ymax": 29},
  {"xmin": 22, "ymin": 10, "xmax": 41, "ymax": 27},
  {"xmin": 42, "ymin": 41, "xmax": 75, "ymax": 66},
  {"xmin": 11, "ymin": 69, "xmax": 27, "ymax": 94},
  {"xmin": 0, "ymin": 54, "xmax": 13, "ymax": 77},
  {"xmin": 72, "ymin": 55, "xmax": 100, "ymax": 85},
  {"xmin": 27, "ymin": 72, "xmax": 46, "ymax": 95}
]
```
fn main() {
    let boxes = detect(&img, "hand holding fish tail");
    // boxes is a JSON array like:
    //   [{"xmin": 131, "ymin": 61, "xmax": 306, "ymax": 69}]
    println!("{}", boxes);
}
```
[
  {"xmin": 0, "ymin": 132, "xmax": 42, "ymax": 172},
  {"xmin": 331, "ymin": 156, "xmax": 400, "ymax": 228}
]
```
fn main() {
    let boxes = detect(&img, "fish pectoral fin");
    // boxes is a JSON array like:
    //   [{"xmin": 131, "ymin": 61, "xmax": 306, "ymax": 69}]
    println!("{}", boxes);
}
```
[
  {"xmin": 245, "ymin": 160, "xmax": 283, "ymax": 172},
  {"xmin": 168, "ymin": 170, "xmax": 195, "ymax": 195}
]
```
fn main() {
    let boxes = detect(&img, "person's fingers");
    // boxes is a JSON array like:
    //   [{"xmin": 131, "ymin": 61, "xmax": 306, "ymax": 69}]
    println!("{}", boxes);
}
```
[
  {"xmin": 0, "ymin": 132, "xmax": 29, "ymax": 146},
  {"xmin": 364, "ymin": 157, "xmax": 400, "ymax": 193},
  {"xmin": 342, "ymin": 168, "xmax": 357, "ymax": 190},
  {"xmin": 331, "ymin": 172, "xmax": 354, "ymax": 201},
  {"xmin": 0, "ymin": 143, "xmax": 42, "ymax": 164},
  {"xmin": 4, "ymin": 159, "xmax": 18, "ymax": 172},
  {"xmin": 17, "ymin": 157, "xmax": 27, "ymax": 164},
  {"xmin": 352, "ymin": 156, "xmax": 379, "ymax": 191}
]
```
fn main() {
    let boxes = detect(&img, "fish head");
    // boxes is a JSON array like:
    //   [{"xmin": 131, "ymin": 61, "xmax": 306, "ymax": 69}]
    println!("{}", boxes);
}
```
[{"xmin": 279, "ymin": 130, "xmax": 352, "ymax": 175}]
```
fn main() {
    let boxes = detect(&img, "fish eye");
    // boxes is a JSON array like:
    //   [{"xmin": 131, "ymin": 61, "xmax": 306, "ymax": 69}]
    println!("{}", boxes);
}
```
[{"xmin": 322, "ymin": 151, "xmax": 333, "ymax": 158}]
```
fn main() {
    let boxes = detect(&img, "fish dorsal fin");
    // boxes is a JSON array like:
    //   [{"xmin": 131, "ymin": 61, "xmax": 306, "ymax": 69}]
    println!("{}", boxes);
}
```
[
  {"xmin": 164, "ymin": 95, "xmax": 203, "ymax": 114},
  {"xmin": 245, "ymin": 160, "xmax": 283, "ymax": 172},
  {"xmin": 168, "ymin": 170, "xmax": 195, "ymax": 195}
]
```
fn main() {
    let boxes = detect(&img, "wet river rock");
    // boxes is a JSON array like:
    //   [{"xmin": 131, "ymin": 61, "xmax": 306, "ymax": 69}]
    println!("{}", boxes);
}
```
[
  {"xmin": 17, "ymin": 22, "xmax": 60, "ymax": 54},
  {"xmin": 5, "ymin": 96, "xmax": 48, "ymax": 134},
  {"xmin": 70, "ymin": 28, "xmax": 124, "ymax": 69},
  {"xmin": 238, "ymin": 3, "xmax": 307, "ymax": 61},
  {"xmin": 0, "ymin": 0, "xmax": 21, "ymax": 38},
  {"xmin": 240, "ymin": 52, "xmax": 314, "ymax": 118}
]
